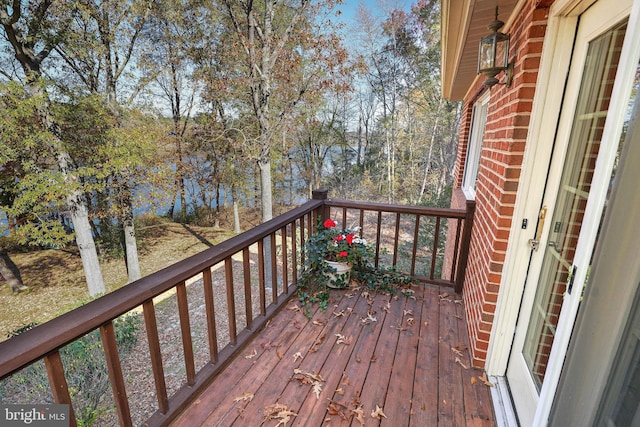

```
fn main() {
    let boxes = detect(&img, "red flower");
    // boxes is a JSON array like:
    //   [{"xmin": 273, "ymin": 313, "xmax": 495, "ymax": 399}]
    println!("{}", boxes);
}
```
[
  {"xmin": 345, "ymin": 233, "xmax": 354, "ymax": 244},
  {"xmin": 323, "ymin": 219, "xmax": 336, "ymax": 228},
  {"xmin": 338, "ymin": 251, "xmax": 348, "ymax": 258},
  {"xmin": 334, "ymin": 234, "xmax": 344, "ymax": 242}
]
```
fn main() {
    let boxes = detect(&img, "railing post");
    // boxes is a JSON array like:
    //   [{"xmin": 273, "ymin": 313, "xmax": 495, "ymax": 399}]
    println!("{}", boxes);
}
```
[
  {"xmin": 44, "ymin": 351, "xmax": 77, "ymax": 427},
  {"xmin": 312, "ymin": 189, "xmax": 329, "ymax": 227},
  {"xmin": 454, "ymin": 199, "xmax": 476, "ymax": 294}
]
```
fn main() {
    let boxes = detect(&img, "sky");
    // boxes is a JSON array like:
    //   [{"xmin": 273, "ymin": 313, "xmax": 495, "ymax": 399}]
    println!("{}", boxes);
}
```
[
  {"xmin": 330, "ymin": 0, "xmax": 413, "ymax": 50},
  {"xmin": 337, "ymin": 0, "xmax": 412, "ymax": 18},
  {"xmin": 335, "ymin": 0, "xmax": 412, "ymax": 27}
]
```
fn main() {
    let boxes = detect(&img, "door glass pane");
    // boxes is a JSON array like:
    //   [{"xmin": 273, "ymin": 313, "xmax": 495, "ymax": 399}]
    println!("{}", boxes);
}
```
[{"xmin": 522, "ymin": 20, "xmax": 628, "ymax": 391}]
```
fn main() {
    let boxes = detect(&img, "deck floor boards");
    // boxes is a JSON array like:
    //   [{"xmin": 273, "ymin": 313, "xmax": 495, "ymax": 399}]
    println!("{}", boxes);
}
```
[{"xmin": 170, "ymin": 284, "xmax": 495, "ymax": 427}]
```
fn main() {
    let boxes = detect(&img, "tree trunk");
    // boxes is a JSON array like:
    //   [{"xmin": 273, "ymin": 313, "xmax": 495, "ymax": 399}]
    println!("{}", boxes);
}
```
[
  {"xmin": 259, "ymin": 154, "xmax": 275, "ymax": 290},
  {"xmin": 0, "ymin": 251, "xmax": 27, "ymax": 293},
  {"xmin": 418, "ymin": 99, "xmax": 443, "ymax": 203},
  {"xmin": 168, "ymin": 179, "xmax": 177, "ymax": 218},
  {"xmin": 54, "ymin": 126, "xmax": 106, "ymax": 297},
  {"xmin": 67, "ymin": 189, "xmax": 105, "ymax": 296},
  {"xmin": 233, "ymin": 200, "xmax": 241, "ymax": 234},
  {"xmin": 123, "ymin": 206, "xmax": 141, "ymax": 283},
  {"xmin": 259, "ymin": 157, "xmax": 273, "ymax": 223}
]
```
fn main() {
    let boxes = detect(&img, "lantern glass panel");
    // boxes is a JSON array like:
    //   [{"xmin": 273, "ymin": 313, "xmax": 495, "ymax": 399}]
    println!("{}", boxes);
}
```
[
  {"xmin": 479, "ymin": 36, "xmax": 496, "ymax": 72},
  {"xmin": 495, "ymin": 35, "xmax": 509, "ymax": 69}
]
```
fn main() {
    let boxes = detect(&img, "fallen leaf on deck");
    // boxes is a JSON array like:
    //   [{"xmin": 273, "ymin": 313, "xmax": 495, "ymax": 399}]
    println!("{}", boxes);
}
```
[
  {"xmin": 244, "ymin": 349, "xmax": 257, "ymax": 359},
  {"xmin": 293, "ymin": 352, "xmax": 303, "ymax": 362},
  {"xmin": 352, "ymin": 405, "xmax": 366, "ymax": 426},
  {"xmin": 293, "ymin": 369, "xmax": 324, "ymax": 382},
  {"xmin": 403, "ymin": 309, "xmax": 413, "ymax": 316},
  {"xmin": 351, "ymin": 391, "xmax": 362, "ymax": 406},
  {"xmin": 451, "ymin": 346, "xmax": 464, "ymax": 357},
  {"xmin": 262, "ymin": 403, "xmax": 297, "ymax": 426},
  {"xmin": 361, "ymin": 312, "xmax": 377, "ymax": 325},
  {"xmin": 333, "ymin": 309, "xmax": 346, "ymax": 317},
  {"xmin": 454, "ymin": 299, "xmax": 463, "ymax": 304},
  {"xmin": 328, "ymin": 403, "xmax": 344, "ymax": 417},
  {"xmin": 335, "ymin": 387, "xmax": 344, "ymax": 395},
  {"xmin": 479, "ymin": 372, "xmax": 495, "ymax": 387},
  {"xmin": 471, "ymin": 376, "xmax": 478, "ymax": 385},
  {"xmin": 439, "ymin": 293, "xmax": 454, "ymax": 303},
  {"xmin": 382, "ymin": 302, "xmax": 391, "ymax": 313},
  {"xmin": 313, "ymin": 382, "xmax": 323, "ymax": 399},
  {"xmin": 312, "ymin": 319, "xmax": 326, "ymax": 326},
  {"xmin": 233, "ymin": 391, "xmax": 254, "ymax": 402},
  {"xmin": 371, "ymin": 405, "xmax": 387, "ymax": 419},
  {"xmin": 288, "ymin": 304, "xmax": 303, "ymax": 312},
  {"xmin": 335, "ymin": 334, "xmax": 352, "ymax": 345},
  {"xmin": 455, "ymin": 356, "xmax": 469, "ymax": 369},
  {"xmin": 406, "ymin": 317, "xmax": 415, "ymax": 326},
  {"xmin": 311, "ymin": 332, "xmax": 326, "ymax": 351},
  {"xmin": 293, "ymin": 369, "xmax": 325, "ymax": 399},
  {"xmin": 340, "ymin": 372, "xmax": 350, "ymax": 386}
]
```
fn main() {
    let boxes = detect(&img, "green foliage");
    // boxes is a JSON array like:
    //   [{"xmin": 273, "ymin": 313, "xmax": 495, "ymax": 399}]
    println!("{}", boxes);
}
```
[
  {"xmin": 0, "ymin": 313, "xmax": 140, "ymax": 426},
  {"xmin": 0, "ymin": 82, "xmax": 77, "ymax": 248}
]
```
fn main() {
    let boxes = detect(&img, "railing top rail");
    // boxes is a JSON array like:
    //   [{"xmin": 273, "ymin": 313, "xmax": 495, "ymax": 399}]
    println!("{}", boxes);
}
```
[
  {"xmin": 325, "ymin": 197, "xmax": 470, "ymax": 218},
  {"xmin": 0, "ymin": 199, "xmax": 323, "ymax": 380}
]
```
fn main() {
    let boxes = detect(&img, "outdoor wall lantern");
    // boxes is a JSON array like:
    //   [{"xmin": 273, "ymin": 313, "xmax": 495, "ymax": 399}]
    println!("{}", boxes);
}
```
[{"xmin": 478, "ymin": 7, "xmax": 514, "ymax": 88}]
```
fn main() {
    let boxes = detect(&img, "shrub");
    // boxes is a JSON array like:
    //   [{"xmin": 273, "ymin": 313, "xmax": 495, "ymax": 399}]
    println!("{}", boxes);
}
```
[{"xmin": 0, "ymin": 313, "xmax": 140, "ymax": 426}]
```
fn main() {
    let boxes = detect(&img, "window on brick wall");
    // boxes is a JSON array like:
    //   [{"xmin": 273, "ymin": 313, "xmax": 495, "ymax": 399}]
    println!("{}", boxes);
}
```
[{"xmin": 462, "ymin": 93, "xmax": 489, "ymax": 199}]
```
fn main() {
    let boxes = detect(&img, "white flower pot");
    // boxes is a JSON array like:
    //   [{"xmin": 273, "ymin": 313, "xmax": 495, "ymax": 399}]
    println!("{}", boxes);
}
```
[{"xmin": 324, "ymin": 260, "xmax": 352, "ymax": 289}]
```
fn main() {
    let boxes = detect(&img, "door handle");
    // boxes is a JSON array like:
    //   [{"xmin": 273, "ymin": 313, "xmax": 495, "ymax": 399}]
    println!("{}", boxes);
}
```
[
  {"xmin": 528, "ymin": 205, "xmax": 547, "ymax": 251},
  {"xmin": 567, "ymin": 265, "xmax": 577, "ymax": 295}
]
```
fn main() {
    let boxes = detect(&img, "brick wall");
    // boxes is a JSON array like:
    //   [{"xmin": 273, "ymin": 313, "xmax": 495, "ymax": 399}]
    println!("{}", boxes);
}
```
[{"xmin": 453, "ymin": 0, "xmax": 551, "ymax": 367}]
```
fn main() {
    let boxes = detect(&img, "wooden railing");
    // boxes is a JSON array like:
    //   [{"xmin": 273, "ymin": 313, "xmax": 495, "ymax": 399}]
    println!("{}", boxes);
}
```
[{"xmin": 0, "ymin": 191, "xmax": 474, "ymax": 427}]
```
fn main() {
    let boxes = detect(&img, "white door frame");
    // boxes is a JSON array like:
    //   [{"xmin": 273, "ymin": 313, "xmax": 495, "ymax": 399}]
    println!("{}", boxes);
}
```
[
  {"xmin": 487, "ymin": 0, "xmax": 598, "ymax": 377},
  {"xmin": 486, "ymin": 0, "xmax": 640, "ymax": 423}
]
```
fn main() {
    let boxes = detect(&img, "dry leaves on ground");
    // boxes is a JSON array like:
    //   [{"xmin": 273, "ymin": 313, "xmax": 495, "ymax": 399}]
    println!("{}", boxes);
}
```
[
  {"xmin": 262, "ymin": 403, "xmax": 297, "ymax": 426},
  {"xmin": 471, "ymin": 372, "xmax": 495, "ymax": 387},
  {"xmin": 371, "ymin": 405, "xmax": 387, "ymax": 419},
  {"xmin": 293, "ymin": 368, "xmax": 325, "ymax": 399}
]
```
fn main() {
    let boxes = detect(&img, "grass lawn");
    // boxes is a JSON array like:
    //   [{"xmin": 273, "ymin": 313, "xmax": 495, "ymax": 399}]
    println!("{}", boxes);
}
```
[{"xmin": 0, "ymin": 221, "xmax": 237, "ymax": 341}]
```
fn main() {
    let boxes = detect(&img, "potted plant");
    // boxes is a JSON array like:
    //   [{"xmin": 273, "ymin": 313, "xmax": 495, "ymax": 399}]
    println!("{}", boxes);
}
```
[
  {"xmin": 298, "ymin": 217, "xmax": 415, "ymax": 314},
  {"xmin": 302, "ymin": 218, "xmax": 372, "ymax": 289}
]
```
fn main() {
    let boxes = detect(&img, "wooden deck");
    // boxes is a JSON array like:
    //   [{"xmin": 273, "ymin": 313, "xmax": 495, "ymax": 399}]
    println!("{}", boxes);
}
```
[{"xmin": 170, "ymin": 284, "xmax": 495, "ymax": 426}]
